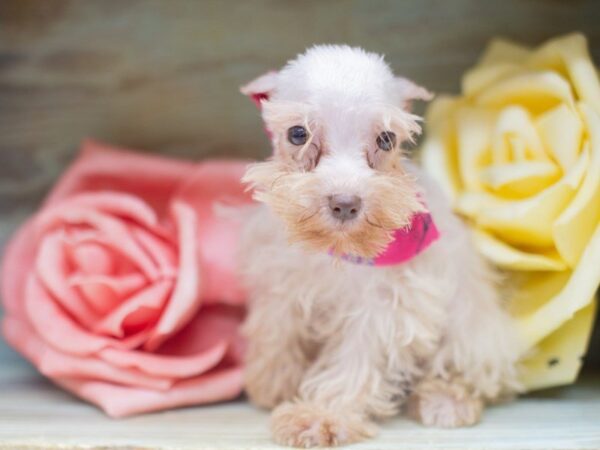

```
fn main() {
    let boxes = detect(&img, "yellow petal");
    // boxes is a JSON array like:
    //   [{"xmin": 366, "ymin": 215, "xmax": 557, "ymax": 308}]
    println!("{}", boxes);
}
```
[
  {"xmin": 519, "ymin": 300, "xmax": 596, "ymax": 390},
  {"xmin": 530, "ymin": 33, "xmax": 600, "ymax": 112},
  {"xmin": 463, "ymin": 64, "xmax": 524, "ymax": 98},
  {"xmin": 516, "ymin": 220, "xmax": 600, "ymax": 349},
  {"xmin": 463, "ymin": 39, "xmax": 531, "ymax": 98},
  {"xmin": 536, "ymin": 103, "xmax": 583, "ymax": 171},
  {"xmin": 473, "ymin": 230, "xmax": 567, "ymax": 271},
  {"xmin": 554, "ymin": 104, "xmax": 600, "ymax": 266},
  {"xmin": 420, "ymin": 96, "xmax": 463, "ymax": 201},
  {"xmin": 456, "ymin": 107, "xmax": 495, "ymax": 191},
  {"xmin": 478, "ymin": 38, "xmax": 532, "ymax": 67},
  {"xmin": 509, "ymin": 271, "xmax": 572, "ymax": 317},
  {"xmin": 475, "ymin": 71, "xmax": 575, "ymax": 115},
  {"xmin": 480, "ymin": 161, "xmax": 560, "ymax": 198},
  {"xmin": 491, "ymin": 106, "xmax": 548, "ymax": 162},
  {"xmin": 456, "ymin": 149, "xmax": 588, "ymax": 247}
]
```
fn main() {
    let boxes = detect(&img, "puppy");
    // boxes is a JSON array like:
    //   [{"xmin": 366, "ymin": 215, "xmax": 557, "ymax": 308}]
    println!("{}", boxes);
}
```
[{"xmin": 238, "ymin": 45, "xmax": 520, "ymax": 448}]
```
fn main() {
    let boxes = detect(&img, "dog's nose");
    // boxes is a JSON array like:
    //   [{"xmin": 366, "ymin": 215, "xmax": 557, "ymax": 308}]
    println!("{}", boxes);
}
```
[{"xmin": 328, "ymin": 194, "xmax": 362, "ymax": 222}]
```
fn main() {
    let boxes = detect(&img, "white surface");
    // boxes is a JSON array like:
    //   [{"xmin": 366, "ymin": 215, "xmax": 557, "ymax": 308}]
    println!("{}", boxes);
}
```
[{"xmin": 0, "ymin": 363, "xmax": 599, "ymax": 450}]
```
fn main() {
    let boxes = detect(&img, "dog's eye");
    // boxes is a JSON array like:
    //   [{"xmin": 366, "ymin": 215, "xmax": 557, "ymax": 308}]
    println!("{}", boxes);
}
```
[
  {"xmin": 287, "ymin": 126, "xmax": 308, "ymax": 146},
  {"xmin": 376, "ymin": 131, "xmax": 396, "ymax": 151}
]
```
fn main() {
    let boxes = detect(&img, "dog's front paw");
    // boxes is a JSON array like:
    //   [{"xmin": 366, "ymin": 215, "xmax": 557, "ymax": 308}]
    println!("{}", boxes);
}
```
[
  {"xmin": 271, "ymin": 401, "xmax": 377, "ymax": 448},
  {"xmin": 407, "ymin": 378, "xmax": 483, "ymax": 428}
]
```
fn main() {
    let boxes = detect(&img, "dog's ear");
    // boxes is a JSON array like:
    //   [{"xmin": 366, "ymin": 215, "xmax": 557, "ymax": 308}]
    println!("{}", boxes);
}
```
[
  {"xmin": 394, "ymin": 77, "xmax": 433, "ymax": 111},
  {"xmin": 240, "ymin": 71, "xmax": 279, "ymax": 108}
]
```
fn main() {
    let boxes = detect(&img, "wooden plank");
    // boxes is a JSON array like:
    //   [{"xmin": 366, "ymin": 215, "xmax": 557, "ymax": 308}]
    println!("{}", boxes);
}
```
[{"xmin": 0, "ymin": 362, "xmax": 599, "ymax": 450}]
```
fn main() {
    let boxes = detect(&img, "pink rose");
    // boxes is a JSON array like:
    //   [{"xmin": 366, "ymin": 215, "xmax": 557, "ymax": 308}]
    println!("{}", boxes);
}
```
[{"xmin": 1, "ymin": 140, "xmax": 252, "ymax": 417}]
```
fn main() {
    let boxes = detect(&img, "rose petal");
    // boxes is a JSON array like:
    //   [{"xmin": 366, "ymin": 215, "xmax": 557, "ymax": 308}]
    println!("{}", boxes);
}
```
[
  {"xmin": 6, "ymin": 318, "xmax": 173, "ymax": 390},
  {"xmin": 130, "ymin": 225, "xmax": 177, "ymax": 277},
  {"xmin": 2, "ymin": 316, "xmax": 44, "ymax": 362},
  {"xmin": 175, "ymin": 161, "xmax": 253, "ymax": 305},
  {"xmin": 56, "ymin": 367, "xmax": 243, "ymax": 418},
  {"xmin": 515, "ymin": 219, "xmax": 600, "ymax": 349},
  {"xmin": 537, "ymin": 104, "xmax": 583, "ymax": 171},
  {"xmin": 553, "ymin": 105, "xmax": 600, "ymax": 266},
  {"xmin": 530, "ymin": 33, "xmax": 600, "ymax": 111},
  {"xmin": 478, "ymin": 38, "xmax": 532, "ymax": 67},
  {"xmin": 480, "ymin": 161, "xmax": 560, "ymax": 198},
  {"xmin": 456, "ymin": 147, "xmax": 589, "ymax": 247},
  {"xmin": 37, "ymin": 206, "xmax": 160, "ymax": 280},
  {"xmin": 35, "ymin": 230, "xmax": 99, "ymax": 329},
  {"xmin": 519, "ymin": 301, "xmax": 596, "ymax": 390},
  {"xmin": 25, "ymin": 275, "xmax": 112, "ymax": 356},
  {"xmin": 99, "ymin": 341, "xmax": 227, "ymax": 379},
  {"xmin": 145, "ymin": 202, "xmax": 200, "ymax": 350},
  {"xmin": 492, "ymin": 106, "xmax": 548, "ymax": 163},
  {"xmin": 69, "ymin": 241, "xmax": 116, "ymax": 275},
  {"xmin": 475, "ymin": 71, "xmax": 576, "ymax": 114},
  {"xmin": 37, "ymin": 192, "xmax": 159, "ymax": 233},
  {"xmin": 94, "ymin": 280, "xmax": 173, "ymax": 338},
  {"xmin": 158, "ymin": 305, "xmax": 243, "ymax": 355},
  {"xmin": 456, "ymin": 107, "xmax": 496, "ymax": 191},
  {"xmin": 40, "ymin": 350, "xmax": 174, "ymax": 391},
  {"xmin": 45, "ymin": 141, "xmax": 195, "ymax": 212},
  {"xmin": 70, "ymin": 273, "xmax": 148, "ymax": 315},
  {"xmin": 472, "ymin": 229, "xmax": 567, "ymax": 271},
  {"xmin": 1, "ymin": 219, "xmax": 39, "ymax": 318},
  {"xmin": 99, "ymin": 305, "xmax": 242, "ymax": 378},
  {"xmin": 420, "ymin": 96, "xmax": 463, "ymax": 201}
]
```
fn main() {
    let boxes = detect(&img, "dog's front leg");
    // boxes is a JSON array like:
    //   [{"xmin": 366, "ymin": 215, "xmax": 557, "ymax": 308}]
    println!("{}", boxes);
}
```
[
  {"xmin": 243, "ymin": 295, "xmax": 311, "ymax": 409},
  {"xmin": 270, "ymin": 301, "xmax": 403, "ymax": 448}
]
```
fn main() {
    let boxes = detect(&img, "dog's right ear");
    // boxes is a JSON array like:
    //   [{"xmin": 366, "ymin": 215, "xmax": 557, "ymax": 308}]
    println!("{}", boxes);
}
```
[
  {"xmin": 394, "ymin": 77, "xmax": 433, "ymax": 112},
  {"xmin": 240, "ymin": 71, "xmax": 279, "ymax": 109}
]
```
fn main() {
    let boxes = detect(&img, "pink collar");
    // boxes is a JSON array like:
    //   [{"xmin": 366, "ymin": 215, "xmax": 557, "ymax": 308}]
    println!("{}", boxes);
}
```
[{"xmin": 339, "ymin": 211, "xmax": 439, "ymax": 266}]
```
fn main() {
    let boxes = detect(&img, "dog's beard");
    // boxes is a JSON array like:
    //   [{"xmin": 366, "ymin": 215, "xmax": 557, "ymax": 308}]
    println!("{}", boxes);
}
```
[{"xmin": 244, "ymin": 160, "xmax": 425, "ymax": 258}]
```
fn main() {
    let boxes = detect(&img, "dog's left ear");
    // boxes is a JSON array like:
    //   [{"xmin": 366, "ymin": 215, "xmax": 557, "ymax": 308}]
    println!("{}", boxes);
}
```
[
  {"xmin": 394, "ymin": 77, "xmax": 433, "ymax": 111},
  {"xmin": 240, "ymin": 71, "xmax": 279, "ymax": 108}
]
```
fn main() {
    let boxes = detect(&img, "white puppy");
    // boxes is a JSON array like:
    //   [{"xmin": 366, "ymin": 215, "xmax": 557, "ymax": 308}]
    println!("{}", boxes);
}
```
[{"xmin": 238, "ymin": 45, "xmax": 520, "ymax": 448}]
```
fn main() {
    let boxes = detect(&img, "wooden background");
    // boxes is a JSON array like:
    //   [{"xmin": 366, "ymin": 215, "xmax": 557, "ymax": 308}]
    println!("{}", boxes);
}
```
[{"xmin": 0, "ymin": 0, "xmax": 599, "ymax": 367}]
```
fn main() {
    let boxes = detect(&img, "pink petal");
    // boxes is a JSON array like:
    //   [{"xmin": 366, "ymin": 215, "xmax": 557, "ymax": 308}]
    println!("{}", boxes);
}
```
[
  {"xmin": 94, "ymin": 280, "xmax": 173, "ymax": 338},
  {"xmin": 99, "ymin": 340, "xmax": 227, "ymax": 378},
  {"xmin": 37, "ymin": 206, "xmax": 160, "ymax": 280},
  {"xmin": 69, "ymin": 241, "xmax": 116, "ymax": 275},
  {"xmin": 1, "ymin": 219, "xmax": 38, "ymax": 318},
  {"xmin": 38, "ymin": 192, "xmax": 158, "ymax": 231},
  {"xmin": 39, "ymin": 351, "xmax": 173, "ymax": 391},
  {"xmin": 2, "ymin": 316, "xmax": 45, "ymax": 363},
  {"xmin": 157, "ymin": 305, "xmax": 244, "ymax": 358},
  {"xmin": 24, "ymin": 275, "xmax": 113, "ymax": 356},
  {"xmin": 57, "ymin": 367, "xmax": 243, "ymax": 418},
  {"xmin": 3, "ymin": 313, "xmax": 173, "ymax": 391},
  {"xmin": 145, "ymin": 202, "xmax": 200, "ymax": 350},
  {"xmin": 174, "ymin": 161, "xmax": 252, "ymax": 305},
  {"xmin": 130, "ymin": 225, "xmax": 177, "ymax": 277},
  {"xmin": 70, "ymin": 273, "xmax": 148, "ymax": 315},
  {"xmin": 45, "ymin": 140, "xmax": 195, "ymax": 213},
  {"xmin": 35, "ymin": 231, "xmax": 99, "ymax": 329}
]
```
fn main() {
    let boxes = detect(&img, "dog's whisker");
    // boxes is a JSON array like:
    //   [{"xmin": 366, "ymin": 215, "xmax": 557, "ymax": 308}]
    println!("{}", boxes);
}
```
[
  {"xmin": 269, "ymin": 172, "xmax": 288, "ymax": 190},
  {"xmin": 297, "ymin": 208, "xmax": 320, "ymax": 224},
  {"xmin": 365, "ymin": 215, "xmax": 385, "ymax": 229}
]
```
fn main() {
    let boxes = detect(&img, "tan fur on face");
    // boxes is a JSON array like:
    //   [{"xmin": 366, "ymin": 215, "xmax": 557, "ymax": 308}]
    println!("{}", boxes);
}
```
[
  {"xmin": 262, "ymin": 101, "xmax": 321, "ymax": 171},
  {"xmin": 243, "ymin": 160, "xmax": 424, "ymax": 258}
]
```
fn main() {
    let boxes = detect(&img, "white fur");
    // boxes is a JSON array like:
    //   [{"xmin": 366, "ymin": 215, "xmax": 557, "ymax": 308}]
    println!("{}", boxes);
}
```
[{"xmin": 238, "ymin": 45, "xmax": 520, "ymax": 448}]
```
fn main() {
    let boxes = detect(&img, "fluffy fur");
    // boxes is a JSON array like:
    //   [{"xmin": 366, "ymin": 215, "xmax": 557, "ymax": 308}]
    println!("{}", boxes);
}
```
[{"xmin": 238, "ymin": 45, "xmax": 521, "ymax": 448}]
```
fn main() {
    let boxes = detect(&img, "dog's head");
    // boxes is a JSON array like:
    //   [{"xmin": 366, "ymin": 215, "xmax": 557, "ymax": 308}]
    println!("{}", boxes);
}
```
[{"xmin": 241, "ymin": 45, "xmax": 433, "ymax": 258}]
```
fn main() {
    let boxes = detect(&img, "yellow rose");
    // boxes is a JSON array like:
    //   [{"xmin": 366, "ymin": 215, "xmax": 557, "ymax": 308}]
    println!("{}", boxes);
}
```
[{"xmin": 421, "ymin": 33, "xmax": 600, "ymax": 390}]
